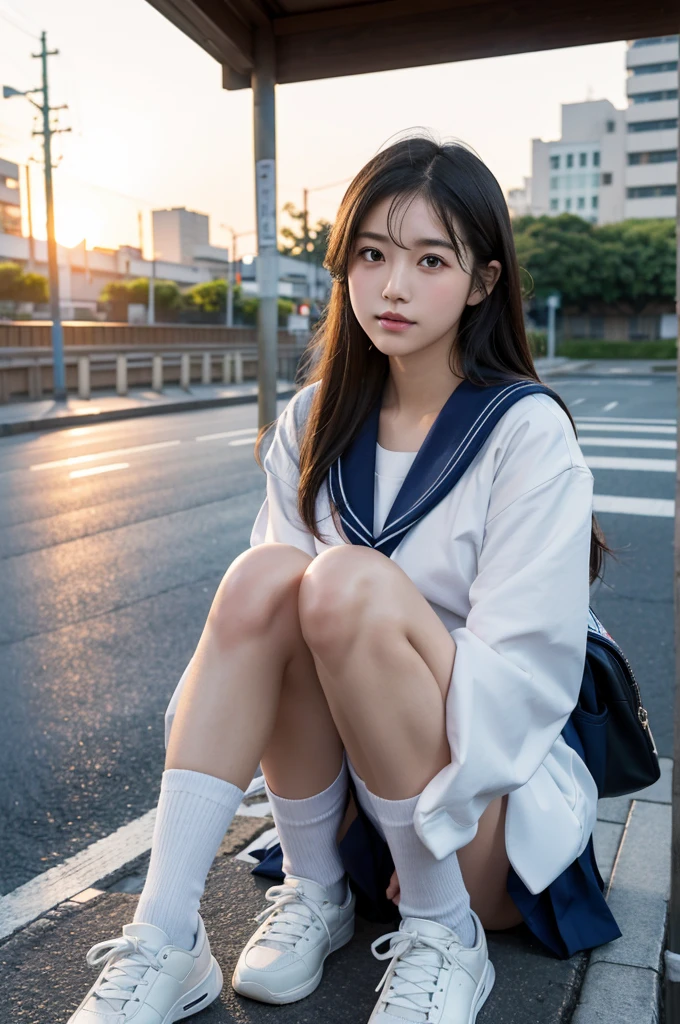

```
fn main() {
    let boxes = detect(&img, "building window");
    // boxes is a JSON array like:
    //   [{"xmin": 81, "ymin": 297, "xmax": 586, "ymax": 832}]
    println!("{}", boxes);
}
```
[
  {"xmin": 628, "ymin": 118, "xmax": 679, "ymax": 132},
  {"xmin": 592, "ymin": 151, "xmax": 600, "ymax": 167},
  {"xmin": 577, "ymin": 196, "xmax": 585, "ymax": 209},
  {"xmin": 549, "ymin": 176, "xmax": 559, "ymax": 190},
  {"xmin": 606, "ymin": 120, "xmax": 616, "ymax": 132},
  {"xmin": 0, "ymin": 201, "xmax": 21, "ymax": 236},
  {"xmin": 601, "ymin": 172, "xmax": 613, "ymax": 185},
  {"xmin": 631, "ymin": 89, "xmax": 679, "ymax": 104},
  {"xmin": 566, "ymin": 154, "xmax": 574, "ymax": 168},
  {"xmin": 565, "ymin": 198, "xmax": 572, "ymax": 211},
  {"xmin": 628, "ymin": 149, "xmax": 678, "ymax": 164},
  {"xmin": 591, "ymin": 195, "xmax": 599, "ymax": 209},
  {"xmin": 550, "ymin": 199, "xmax": 558, "ymax": 211},
  {"xmin": 627, "ymin": 185, "xmax": 677, "ymax": 198},
  {"xmin": 630, "ymin": 61, "xmax": 679, "ymax": 75},
  {"xmin": 550, "ymin": 155, "xmax": 560, "ymax": 169},
  {"xmin": 579, "ymin": 153, "xmax": 587, "ymax": 167},
  {"xmin": 631, "ymin": 36, "xmax": 679, "ymax": 47}
]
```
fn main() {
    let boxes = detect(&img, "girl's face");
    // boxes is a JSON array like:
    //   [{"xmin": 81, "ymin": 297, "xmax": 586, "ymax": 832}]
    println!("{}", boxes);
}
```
[{"xmin": 347, "ymin": 194, "xmax": 500, "ymax": 360}]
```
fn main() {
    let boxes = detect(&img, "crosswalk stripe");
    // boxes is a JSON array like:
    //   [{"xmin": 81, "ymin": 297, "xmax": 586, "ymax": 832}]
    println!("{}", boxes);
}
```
[
  {"xmin": 580, "ymin": 437, "xmax": 676, "ymax": 451},
  {"xmin": 575, "ymin": 416, "xmax": 676, "ymax": 425},
  {"xmin": 577, "ymin": 423, "xmax": 676, "ymax": 436},
  {"xmin": 593, "ymin": 495, "xmax": 674, "ymax": 518},
  {"xmin": 587, "ymin": 456, "xmax": 675, "ymax": 473}
]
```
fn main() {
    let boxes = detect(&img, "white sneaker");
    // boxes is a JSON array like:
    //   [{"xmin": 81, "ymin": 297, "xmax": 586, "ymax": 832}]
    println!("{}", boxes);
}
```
[
  {"xmin": 231, "ymin": 874, "xmax": 355, "ymax": 1004},
  {"xmin": 67, "ymin": 915, "xmax": 223, "ymax": 1022},
  {"xmin": 368, "ymin": 910, "xmax": 494, "ymax": 1023}
]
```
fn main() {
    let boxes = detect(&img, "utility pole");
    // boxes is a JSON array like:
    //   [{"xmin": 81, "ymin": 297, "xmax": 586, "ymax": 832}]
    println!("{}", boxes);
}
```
[
  {"xmin": 32, "ymin": 32, "xmax": 70, "ymax": 399},
  {"xmin": 3, "ymin": 33, "xmax": 70, "ymax": 399},
  {"xmin": 24, "ymin": 162, "xmax": 35, "ymax": 270},
  {"xmin": 665, "ymin": 29, "xmax": 680, "ymax": 1013}
]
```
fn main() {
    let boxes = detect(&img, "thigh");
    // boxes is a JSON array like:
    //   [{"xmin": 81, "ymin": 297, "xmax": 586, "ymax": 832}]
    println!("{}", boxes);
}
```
[
  {"xmin": 300, "ymin": 547, "xmax": 457, "ymax": 795},
  {"xmin": 458, "ymin": 795, "xmax": 524, "ymax": 931}
]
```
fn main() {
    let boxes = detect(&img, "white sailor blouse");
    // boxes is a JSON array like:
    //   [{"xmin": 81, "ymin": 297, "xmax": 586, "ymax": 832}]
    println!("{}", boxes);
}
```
[{"xmin": 165, "ymin": 379, "xmax": 598, "ymax": 897}]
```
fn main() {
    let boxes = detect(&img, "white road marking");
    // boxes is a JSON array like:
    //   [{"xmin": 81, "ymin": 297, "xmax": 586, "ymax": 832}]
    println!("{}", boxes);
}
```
[
  {"xmin": 195, "ymin": 428, "xmax": 259, "ymax": 443},
  {"xmin": 577, "ymin": 423, "xmax": 676, "ymax": 435},
  {"xmin": 603, "ymin": 401, "xmax": 619, "ymax": 411},
  {"xmin": 579, "ymin": 436, "xmax": 676, "ymax": 451},
  {"xmin": 0, "ymin": 784, "xmax": 271, "ymax": 942},
  {"xmin": 576, "ymin": 416, "xmax": 676, "ymax": 425},
  {"xmin": 593, "ymin": 494, "xmax": 674, "ymax": 518},
  {"xmin": 586, "ymin": 456, "xmax": 676, "ymax": 473},
  {"xmin": 571, "ymin": 398, "xmax": 586, "ymax": 406},
  {"xmin": 30, "ymin": 440, "xmax": 181, "ymax": 472},
  {"xmin": 229, "ymin": 438, "xmax": 257, "ymax": 447},
  {"xmin": 69, "ymin": 462, "xmax": 130, "ymax": 479}
]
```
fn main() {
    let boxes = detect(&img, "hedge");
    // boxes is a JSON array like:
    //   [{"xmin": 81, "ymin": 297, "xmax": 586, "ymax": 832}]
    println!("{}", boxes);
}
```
[{"xmin": 556, "ymin": 339, "xmax": 677, "ymax": 360}]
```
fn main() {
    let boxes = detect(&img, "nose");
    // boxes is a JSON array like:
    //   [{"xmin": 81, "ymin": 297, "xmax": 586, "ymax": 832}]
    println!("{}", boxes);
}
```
[{"xmin": 381, "ymin": 260, "xmax": 411, "ymax": 304}]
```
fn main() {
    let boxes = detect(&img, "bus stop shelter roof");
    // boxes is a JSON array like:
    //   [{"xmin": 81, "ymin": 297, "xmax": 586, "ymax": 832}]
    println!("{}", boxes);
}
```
[{"xmin": 146, "ymin": 0, "xmax": 678, "ymax": 89}]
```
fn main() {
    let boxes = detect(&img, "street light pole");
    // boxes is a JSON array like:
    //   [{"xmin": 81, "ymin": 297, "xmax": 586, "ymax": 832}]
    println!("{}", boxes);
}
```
[{"xmin": 2, "ymin": 30, "xmax": 70, "ymax": 400}]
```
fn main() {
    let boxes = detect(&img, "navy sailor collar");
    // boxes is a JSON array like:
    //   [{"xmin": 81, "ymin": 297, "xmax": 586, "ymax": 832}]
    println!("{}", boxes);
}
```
[{"xmin": 328, "ymin": 376, "xmax": 554, "ymax": 558}]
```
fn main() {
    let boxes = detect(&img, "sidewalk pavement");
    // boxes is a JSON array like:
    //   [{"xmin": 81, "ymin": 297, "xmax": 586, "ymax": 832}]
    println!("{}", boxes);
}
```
[
  {"xmin": 0, "ymin": 357, "xmax": 676, "ymax": 438},
  {"xmin": 0, "ymin": 381, "xmax": 298, "ymax": 437},
  {"xmin": 2, "ymin": 760, "xmax": 671, "ymax": 1024}
]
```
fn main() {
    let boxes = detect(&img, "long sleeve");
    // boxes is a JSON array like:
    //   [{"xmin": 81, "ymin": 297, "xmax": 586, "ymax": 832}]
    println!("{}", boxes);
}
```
[
  {"xmin": 249, "ymin": 385, "xmax": 319, "ymax": 554},
  {"xmin": 414, "ymin": 461, "xmax": 595, "ymax": 859}
]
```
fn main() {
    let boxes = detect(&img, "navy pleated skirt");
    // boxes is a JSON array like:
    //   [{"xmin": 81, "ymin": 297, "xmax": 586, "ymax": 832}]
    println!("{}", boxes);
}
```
[{"xmin": 250, "ymin": 715, "xmax": 622, "ymax": 960}]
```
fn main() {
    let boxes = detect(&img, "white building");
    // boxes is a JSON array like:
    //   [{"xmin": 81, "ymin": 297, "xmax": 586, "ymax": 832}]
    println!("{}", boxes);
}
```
[
  {"xmin": 506, "ymin": 177, "xmax": 532, "ymax": 219},
  {"xmin": 624, "ymin": 36, "xmax": 678, "ymax": 220},
  {"xmin": 152, "ymin": 207, "xmax": 212, "ymax": 264},
  {"xmin": 0, "ymin": 158, "xmax": 21, "ymax": 237},
  {"xmin": 530, "ymin": 100, "xmax": 625, "ymax": 224}
]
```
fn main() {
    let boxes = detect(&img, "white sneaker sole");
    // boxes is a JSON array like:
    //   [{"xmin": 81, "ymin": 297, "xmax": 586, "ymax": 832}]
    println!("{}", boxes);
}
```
[
  {"xmin": 231, "ymin": 913, "xmax": 355, "ymax": 1005},
  {"xmin": 469, "ymin": 959, "xmax": 495, "ymax": 1022},
  {"xmin": 164, "ymin": 956, "xmax": 224, "ymax": 1022}
]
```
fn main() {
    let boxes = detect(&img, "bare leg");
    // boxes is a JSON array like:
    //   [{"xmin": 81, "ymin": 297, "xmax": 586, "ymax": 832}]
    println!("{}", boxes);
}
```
[
  {"xmin": 298, "ymin": 545, "xmax": 523, "ymax": 931},
  {"xmin": 166, "ymin": 542, "xmax": 343, "ymax": 796}
]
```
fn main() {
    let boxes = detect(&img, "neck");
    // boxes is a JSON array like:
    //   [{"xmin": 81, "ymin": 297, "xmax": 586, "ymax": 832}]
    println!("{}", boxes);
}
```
[{"xmin": 382, "ymin": 340, "xmax": 464, "ymax": 418}]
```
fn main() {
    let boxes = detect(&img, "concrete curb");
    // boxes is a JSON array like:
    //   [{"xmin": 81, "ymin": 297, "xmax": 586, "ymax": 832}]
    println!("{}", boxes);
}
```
[
  {"xmin": 0, "ymin": 385, "xmax": 298, "ymax": 437},
  {"xmin": 572, "ymin": 760, "xmax": 672, "ymax": 1024}
]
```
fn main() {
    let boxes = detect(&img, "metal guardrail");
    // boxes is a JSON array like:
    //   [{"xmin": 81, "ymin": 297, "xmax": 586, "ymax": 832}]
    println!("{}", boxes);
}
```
[{"xmin": 0, "ymin": 343, "xmax": 306, "ymax": 402}]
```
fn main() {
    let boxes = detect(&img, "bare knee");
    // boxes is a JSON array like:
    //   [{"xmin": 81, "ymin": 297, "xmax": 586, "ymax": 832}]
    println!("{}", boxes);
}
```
[
  {"xmin": 208, "ymin": 543, "xmax": 313, "ymax": 649},
  {"xmin": 298, "ymin": 546, "xmax": 398, "ymax": 662}
]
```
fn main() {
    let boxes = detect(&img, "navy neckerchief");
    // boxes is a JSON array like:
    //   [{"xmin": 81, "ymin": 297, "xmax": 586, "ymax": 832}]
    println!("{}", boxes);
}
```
[{"xmin": 328, "ymin": 376, "xmax": 559, "ymax": 558}]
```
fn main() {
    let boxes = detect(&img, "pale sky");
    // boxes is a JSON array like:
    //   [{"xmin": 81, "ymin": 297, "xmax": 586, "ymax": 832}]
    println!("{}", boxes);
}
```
[{"xmin": 0, "ymin": 0, "xmax": 628, "ymax": 255}]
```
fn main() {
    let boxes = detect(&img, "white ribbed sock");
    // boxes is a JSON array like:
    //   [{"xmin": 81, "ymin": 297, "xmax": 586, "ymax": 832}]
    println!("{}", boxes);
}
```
[
  {"xmin": 265, "ymin": 757, "xmax": 349, "ymax": 906},
  {"xmin": 134, "ymin": 768, "xmax": 244, "ymax": 950},
  {"xmin": 349, "ymin": 762, "xmax": 475, "ymax": 947}
]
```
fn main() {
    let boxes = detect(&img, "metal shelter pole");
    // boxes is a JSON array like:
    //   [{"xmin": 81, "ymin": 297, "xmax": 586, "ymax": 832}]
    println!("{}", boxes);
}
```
[
  {"xmin": 252, "ymin": 25, "xmax": 278, "ymax": 429},
  {"xmin": 667, "ymin": 31, "xmax": 680, "ymax": 1012}
]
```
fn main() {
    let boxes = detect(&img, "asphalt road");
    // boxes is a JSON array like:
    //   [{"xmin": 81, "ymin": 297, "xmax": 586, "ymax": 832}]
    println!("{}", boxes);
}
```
[{"xmin": 0, "ymin": 370, "xmax": 676, "ymax": 898}]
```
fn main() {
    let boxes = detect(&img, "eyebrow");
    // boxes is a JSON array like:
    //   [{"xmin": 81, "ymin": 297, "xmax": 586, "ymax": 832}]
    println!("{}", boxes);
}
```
[{"xmin": 356, "ymin": 230, "xmax": 456, "ymax": 252}]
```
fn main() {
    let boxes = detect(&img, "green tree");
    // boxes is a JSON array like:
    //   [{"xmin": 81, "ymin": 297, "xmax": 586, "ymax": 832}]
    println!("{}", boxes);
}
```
[
  {"xmin": 0, "ymin": 261, "xmax": 48, "ymax": 303},
  {"xmin": 280, "ymin": 202, "xmax": 332, "ymax": 264},
  {"xmin": 100, "ymin": 278, "xmax": 183, "ymax": 317},
  {"xmin": 513, "ymin": 215, "xmax": 676, "ymax": 313},
  {"xmin": 184, "ymin": 279, "xmax": 228, "ymax": 314}
]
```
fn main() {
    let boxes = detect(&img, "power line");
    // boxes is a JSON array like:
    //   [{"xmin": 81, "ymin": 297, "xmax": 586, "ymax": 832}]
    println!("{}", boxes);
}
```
[{"xmin": 0, "ymin": 4, "xmax": 40, "ymax": 40}]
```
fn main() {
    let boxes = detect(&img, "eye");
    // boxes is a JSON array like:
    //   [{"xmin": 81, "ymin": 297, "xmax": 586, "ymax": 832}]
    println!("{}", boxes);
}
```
[
  {"xmin": 358, "ymin": 247, "xmax": 383, "ymax": 263},
  {"xmin": 420, "ymin": 255, "xmax": 444, "ymax": 269}
]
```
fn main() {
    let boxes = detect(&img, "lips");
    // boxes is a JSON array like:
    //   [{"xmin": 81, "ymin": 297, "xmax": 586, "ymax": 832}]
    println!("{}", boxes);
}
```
[{"xmin": 377, "ymin": 311, "xmax": 414, "ymax": 324}]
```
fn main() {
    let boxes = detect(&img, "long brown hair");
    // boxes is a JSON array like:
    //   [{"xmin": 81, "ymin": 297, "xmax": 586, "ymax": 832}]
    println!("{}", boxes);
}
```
[{"xmin": 257, "ymin": 132, "xmax": 616, "ymax": 584}]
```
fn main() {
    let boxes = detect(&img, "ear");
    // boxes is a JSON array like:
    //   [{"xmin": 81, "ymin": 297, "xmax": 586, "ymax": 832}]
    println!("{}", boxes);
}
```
[{"xmin": 466, "ymin": 260, "xmax": 502, "ymax": 307}]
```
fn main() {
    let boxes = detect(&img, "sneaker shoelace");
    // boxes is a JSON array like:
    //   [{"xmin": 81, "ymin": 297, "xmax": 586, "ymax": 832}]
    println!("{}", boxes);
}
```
[
  {"xmin": 253, "ymin": 884, "xmax": 332, "ymax": 953},
  {"xmin": 85, "ymin": 935, "xmax": 161, "ymax": 1012},
  {"xmin": 371, "ymin": 928, "xmax": 461, "ymax": 1021}
]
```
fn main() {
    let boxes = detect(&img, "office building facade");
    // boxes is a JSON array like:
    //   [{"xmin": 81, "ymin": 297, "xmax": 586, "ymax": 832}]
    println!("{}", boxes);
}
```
[{"xmin": 624, "ymin": 35, "xmax": 678, "ymax": 219}]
